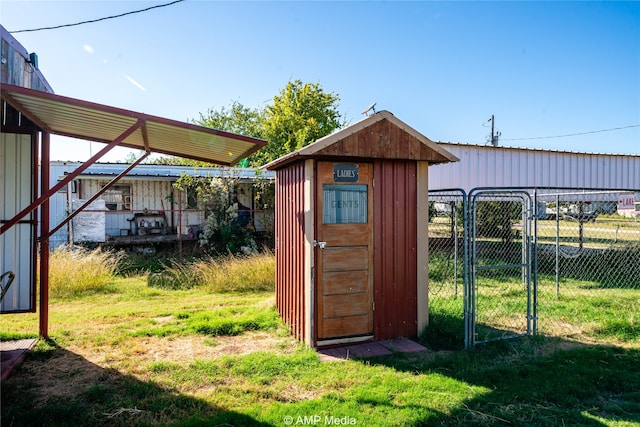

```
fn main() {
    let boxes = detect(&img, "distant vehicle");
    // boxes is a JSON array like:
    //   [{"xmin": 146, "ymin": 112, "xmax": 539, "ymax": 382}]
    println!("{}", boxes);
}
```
[
  {"xmin": 543, "ymin": 208, "xmax": 597, "ymax": 222},
  {"xmin": 565, "ymin": 210, "xmax": 598, "ymax": 222}
]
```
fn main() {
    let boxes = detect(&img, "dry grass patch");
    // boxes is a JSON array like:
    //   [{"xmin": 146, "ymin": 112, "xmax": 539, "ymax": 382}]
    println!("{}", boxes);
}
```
[
  {"xmin": 47, "ymin": 246, "xmax": 123, "ymax": 298},
  {"xmin": 112, "ymin": 331, "xmax": 300, "ymax": 365},
  {"xmin": 147, "ymin": 251, "xmax": 275, "ymax": 292}
]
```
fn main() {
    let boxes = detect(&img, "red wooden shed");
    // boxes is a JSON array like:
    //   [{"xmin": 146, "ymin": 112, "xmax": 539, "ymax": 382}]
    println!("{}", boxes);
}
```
[{"xmin": 264, "ymin": 111, "xmax": 458, "ymax": 348}]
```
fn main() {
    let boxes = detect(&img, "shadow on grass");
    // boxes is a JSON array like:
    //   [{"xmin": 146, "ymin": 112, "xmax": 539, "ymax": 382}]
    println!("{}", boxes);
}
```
[
  {"xmin": 419, "ymin": 310, "xmax": 465, "ymax": 351},
  {"xmin": 370, "ymin": 336, "xmax": 640, "ymax": 426},
  {"xmin": 421, "ymin": 306, "xmax": 527, "ymax": 350},
  {"xmin": 1, "ymin": 340, "xmax": 270, "ymax": 427}
]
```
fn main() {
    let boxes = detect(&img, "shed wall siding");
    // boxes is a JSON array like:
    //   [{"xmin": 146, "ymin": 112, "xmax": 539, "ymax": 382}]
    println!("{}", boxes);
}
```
[
  {"xmin": 275, "ymin": 162, "xmax": 307, "ymax": 342},
  {"xmin": 373, "ymin": 159, "xmax": 418, "ymax": 340},
  {"xmin": 429, "ymin": 144, "xmax": 640, "ymax": 191}
]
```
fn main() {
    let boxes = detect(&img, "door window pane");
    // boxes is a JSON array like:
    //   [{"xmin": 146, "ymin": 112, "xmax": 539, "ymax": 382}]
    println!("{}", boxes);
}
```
[{"xmin": 323, "ymin": 184, "xmax": 367, "ymax": 224}]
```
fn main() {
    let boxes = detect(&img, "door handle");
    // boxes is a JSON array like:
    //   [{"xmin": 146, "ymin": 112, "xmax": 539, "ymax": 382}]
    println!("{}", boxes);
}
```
[{"xmin": 313, "ymin": 240, "xmax": 327, "ymax": 249}]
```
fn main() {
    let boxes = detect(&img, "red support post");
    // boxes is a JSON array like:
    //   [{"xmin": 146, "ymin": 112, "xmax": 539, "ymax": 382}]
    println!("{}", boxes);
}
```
[{"xmin": 39, "ymin": 132, "xmax": 50, "ymax": 339}]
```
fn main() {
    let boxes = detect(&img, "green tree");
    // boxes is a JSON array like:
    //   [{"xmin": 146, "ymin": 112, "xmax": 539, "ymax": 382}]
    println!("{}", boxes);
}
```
[
  {"xmin": 192, "ymin": 79, "xmax": 346, "ymax": 167},
  {"xmin": 476, "ymin": 201, "xmax": 521, "ymax": 244},
  {"xmin": 194, "ymin": 100, "xmax": 264, "ymax": 140},
  {"xmin": 124, "ymin": 150, "xmax": 145, "ymax": 164},
  {"xmin": 252, "ymin": 80, "xmax": 346, "ymax": 166}
]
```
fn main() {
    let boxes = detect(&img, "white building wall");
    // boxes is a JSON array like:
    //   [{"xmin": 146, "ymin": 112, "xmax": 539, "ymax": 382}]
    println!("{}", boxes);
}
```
[
  {"xmin": 80, "ymin": 179, "xmax": 178, "ymax": 237},
  {"xmin": 429, "ymin": 143, "xmax": 640, "ymax": 192},
  {"xmin": 1, "ymin": 133, "xmax": 35, "ymax": 312},
  {"xmin": 49, "ymin": 162, "xmax": 82, "ymax": 248}
]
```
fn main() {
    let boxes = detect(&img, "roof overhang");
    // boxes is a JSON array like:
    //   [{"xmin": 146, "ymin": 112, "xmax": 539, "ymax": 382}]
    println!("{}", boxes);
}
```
[
  {"xmin": 67, "ymin": 165, "xmax": 275, "ymax": 182},
  {"xmin": 264, "ymin": 110, "xmax": 459, "ymax": 170},
  {"xmin": 0, "ymin": 84, "xmax": 266, "ymax": 165}
]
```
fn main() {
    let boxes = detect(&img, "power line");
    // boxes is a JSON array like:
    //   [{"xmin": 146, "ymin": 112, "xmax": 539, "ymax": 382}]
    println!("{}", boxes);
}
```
[
  {"xmin": 9, "ymin": 0, "xmax": 185, "ymax": 34},
  {"xmin": 501, "ymin": 124, "xmax": 640, "ymax": 141}
]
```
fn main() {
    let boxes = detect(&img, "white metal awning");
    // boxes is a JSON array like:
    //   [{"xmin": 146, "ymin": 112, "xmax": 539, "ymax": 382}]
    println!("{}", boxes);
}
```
[{"xmin": 1, "ymin": 84, "xmax": 266, "ymax": 165}]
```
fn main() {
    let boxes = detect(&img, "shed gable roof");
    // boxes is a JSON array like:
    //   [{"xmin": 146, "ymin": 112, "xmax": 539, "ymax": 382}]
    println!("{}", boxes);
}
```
[{"xmin": 264, "ymin": 110, "xmax": 459, "ymax": 170}]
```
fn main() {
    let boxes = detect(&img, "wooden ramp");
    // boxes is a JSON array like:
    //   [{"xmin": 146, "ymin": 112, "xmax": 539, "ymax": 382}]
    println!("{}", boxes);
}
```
[
  {"xmin": 318, "ymin": 338, "xmax": 427, "ymax": 362},
  {"xmin": 1, "ymin": 338, "xmax": 37, "ymax": 380}
]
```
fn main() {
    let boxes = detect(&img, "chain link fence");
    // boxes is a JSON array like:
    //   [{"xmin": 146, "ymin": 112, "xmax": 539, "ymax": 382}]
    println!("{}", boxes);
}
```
[
  {"xmin": 426, "ymin": 188, "xmax": 640, "ymax": 349},
  {"xmin": 535, "ymin": 190, "xmax": 640, "ymax": 342},
  {"xmin": 424, "ymin": 189, "xmax": 467, "ymax": 348}
]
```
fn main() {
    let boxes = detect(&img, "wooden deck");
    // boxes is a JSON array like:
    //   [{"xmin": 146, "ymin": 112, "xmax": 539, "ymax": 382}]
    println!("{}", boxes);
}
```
[{"xmin": 1, "ymin": 338, "xmax": 37, "ymax": 380}]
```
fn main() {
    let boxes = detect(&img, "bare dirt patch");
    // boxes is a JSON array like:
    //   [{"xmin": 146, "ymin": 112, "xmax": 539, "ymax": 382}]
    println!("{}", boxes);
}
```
[
  {"xmin": 18, "ymin": 349, "xmax": 113, "ymax": 407},
  {"xmin": 66, "ymin": 330, "xmax": 301, "ymax": 370},
  {"xmin": 16, "ymin": 331, "xmax": 302, "ymax": 407},
  {"xmin": 125, "ymin": 331, "xmax": 300, "ymax": 363}
]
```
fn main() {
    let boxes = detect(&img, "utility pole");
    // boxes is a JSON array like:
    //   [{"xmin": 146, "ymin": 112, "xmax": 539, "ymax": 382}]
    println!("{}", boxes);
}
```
[
  {"xmin": 490, "ymin": 115, "xmax": 495, "ymax": 146},
  {"xmin": 488, "ymin": 114, "xmax": 500, "ymax": 146}
]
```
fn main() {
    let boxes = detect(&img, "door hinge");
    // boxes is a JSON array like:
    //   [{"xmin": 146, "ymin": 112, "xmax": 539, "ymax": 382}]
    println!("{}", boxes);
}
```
[{"xmin": 372, "ymin": 301, "xmax": 375, "ymax": 312}]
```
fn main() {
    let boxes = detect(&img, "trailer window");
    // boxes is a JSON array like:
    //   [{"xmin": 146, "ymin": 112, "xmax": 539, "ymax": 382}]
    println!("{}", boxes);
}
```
[{"xmin": 101, "ymin": 184, "xmax": 132, "ymax": 211}]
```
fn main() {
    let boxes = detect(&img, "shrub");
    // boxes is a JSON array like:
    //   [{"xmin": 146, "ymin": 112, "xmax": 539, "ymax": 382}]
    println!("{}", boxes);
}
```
[{"xmin": 174, "ymin": 174, "xmax": 259, "ymax": 255}]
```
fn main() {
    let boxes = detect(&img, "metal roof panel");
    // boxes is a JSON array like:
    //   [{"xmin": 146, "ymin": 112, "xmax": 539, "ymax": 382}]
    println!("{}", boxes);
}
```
[{"xmin": 1, "ymin": 84, "xmax": 266, "ymax": 165}]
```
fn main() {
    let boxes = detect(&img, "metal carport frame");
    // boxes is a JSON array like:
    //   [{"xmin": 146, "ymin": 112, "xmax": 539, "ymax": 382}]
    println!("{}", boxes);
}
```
[{"xmin": 1, "ymin": 84, "xmax": 266, "ymax": 337}]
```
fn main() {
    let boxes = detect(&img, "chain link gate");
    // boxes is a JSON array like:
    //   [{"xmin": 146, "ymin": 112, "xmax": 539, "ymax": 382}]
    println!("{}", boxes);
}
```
[
  {"xmin": 427, "ymin": 188, "xmax": 536, "ymax": 348},
  {"xmin": 467, "ymin": 189, "xmax": 536, "ymax": 345}
]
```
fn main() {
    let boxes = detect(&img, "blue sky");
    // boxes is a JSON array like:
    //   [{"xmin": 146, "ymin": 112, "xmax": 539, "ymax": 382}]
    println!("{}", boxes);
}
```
[{"xmin": 2, "ymin": 0, "xmax": 639, "ymax": 161}]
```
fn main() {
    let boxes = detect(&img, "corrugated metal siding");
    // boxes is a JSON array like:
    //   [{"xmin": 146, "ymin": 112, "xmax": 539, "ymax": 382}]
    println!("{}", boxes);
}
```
[
  {"xmin": 429, "ymin": 144, "xmax": 640, "ymax": 191},
  {"xmin": 82, "ymin": 179, "xmax": 173, "ymax": 211},
  {"xmin": 275, "ymin": 162, "xmax": 307, "ymax": 342},
  {"xmin": 373, "ymin": 160, "xmax": 418, "ymax": 340},
  {"xmin": 1, "ymin": 133, "xmax": 35, "ymax": 312}
]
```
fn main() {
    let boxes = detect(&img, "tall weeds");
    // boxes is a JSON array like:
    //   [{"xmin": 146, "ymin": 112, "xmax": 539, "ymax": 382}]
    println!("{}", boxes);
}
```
[
  {"xmin": 147, "ymin": 251, "xmax": 275, "ymax": 292},
  {"xmin": 48, "ymin": 246, "xmax": 122, "ymax": 298}
]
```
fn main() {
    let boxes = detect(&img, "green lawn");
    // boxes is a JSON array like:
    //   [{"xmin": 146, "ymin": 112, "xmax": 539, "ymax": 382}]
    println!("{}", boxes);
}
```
[{"xmin": 2, "ymin": 274, "xmax": 639, "ymax": 426}]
